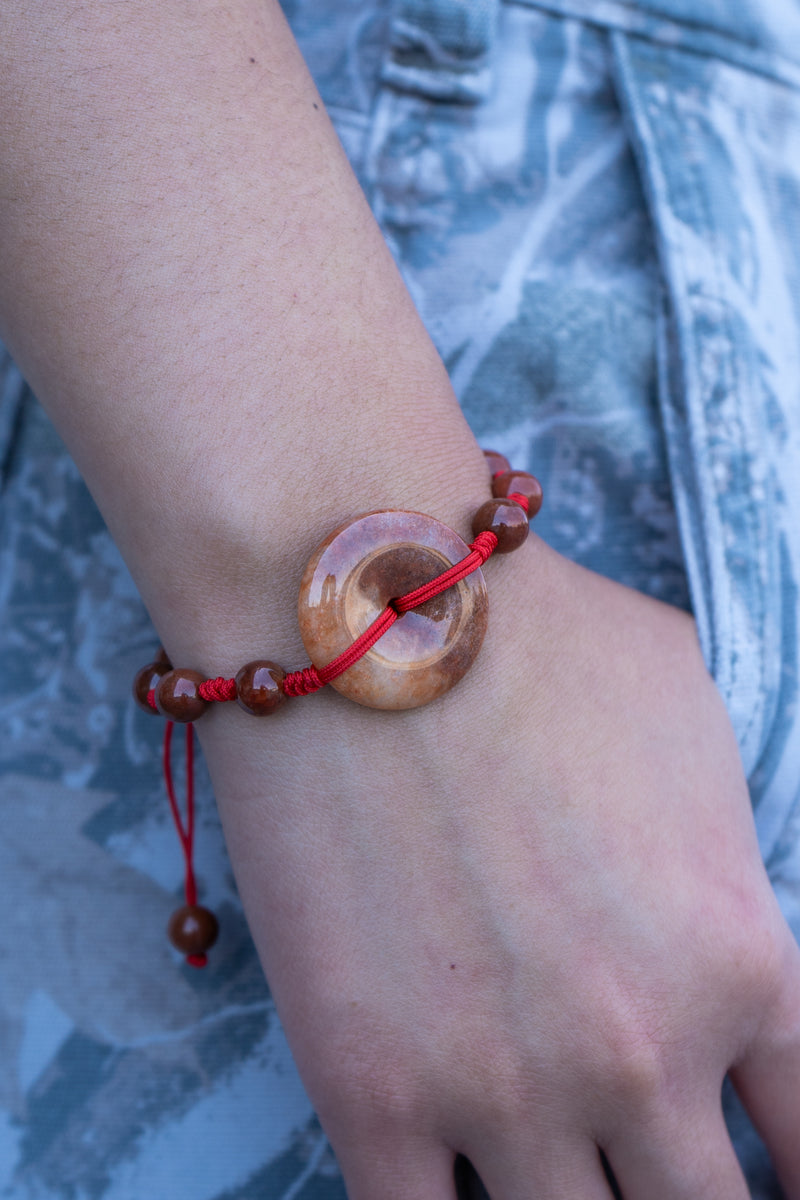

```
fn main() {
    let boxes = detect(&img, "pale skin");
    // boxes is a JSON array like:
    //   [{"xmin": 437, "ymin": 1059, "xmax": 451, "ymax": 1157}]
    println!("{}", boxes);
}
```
[{"xmin": 1, "ymin": 3, "xmax": 799, "ymax": 1196}]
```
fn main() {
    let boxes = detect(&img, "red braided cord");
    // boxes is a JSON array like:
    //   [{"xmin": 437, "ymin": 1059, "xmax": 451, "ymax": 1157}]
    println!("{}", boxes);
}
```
[
  {"xmin": 318, "ymin": 603, "xmax": 399, "ymax": 683},
  {"xmin": 200, "ymin": 676, "xmax": 237, "ymax": 702},
  {"xmin": 282, "ymin": 664, "xmax": 324, "ymax": 697},
  {"xmin": 508, "ymin": 492, "xmax": 529, "ymax": 512},
  {"xmin": 283, "ymin": 606, "xmax": 400, "ymax": 694},
  {"xmin": 394, "ymin": 531, "xmax": 497, "ymax": 613}
]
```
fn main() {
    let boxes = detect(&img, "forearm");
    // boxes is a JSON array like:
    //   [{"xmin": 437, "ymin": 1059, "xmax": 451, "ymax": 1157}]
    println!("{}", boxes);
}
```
[{"xmin": 0, "ymin": 0, "xmax": 486, "ymax": 666}]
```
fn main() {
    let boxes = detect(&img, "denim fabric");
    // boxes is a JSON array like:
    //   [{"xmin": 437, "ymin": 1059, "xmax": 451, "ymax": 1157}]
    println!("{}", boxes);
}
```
[
  {"xmin": 1, "ymin": 2, "xmax": 798, "ymax": 1197},
  {"xmin": 516, "ymin": 0, "xmax": 800, "ymax": 87}
]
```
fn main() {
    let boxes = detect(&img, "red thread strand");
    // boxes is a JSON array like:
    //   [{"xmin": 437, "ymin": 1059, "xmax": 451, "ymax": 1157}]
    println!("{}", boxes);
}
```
[
  {"xmin": 162, "ymin": 722, "xmax": 198, "ymax": 905},
  {"xmin": 507, "ymin": 492, "xmax": 529, "ymax": 513},
  {"xmin": 163, "ymin": 721, "xmax": 207, "ymax": 967},
  {"xmin": 184, "ymin": 722, "xmax": 196, "ymax": 907}
]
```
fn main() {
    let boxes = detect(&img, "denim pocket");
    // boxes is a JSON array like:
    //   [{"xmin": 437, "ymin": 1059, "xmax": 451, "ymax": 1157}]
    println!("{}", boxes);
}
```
[{"xmin": 381, "ymin": 0, "xmax": 500, "ymax": 102}]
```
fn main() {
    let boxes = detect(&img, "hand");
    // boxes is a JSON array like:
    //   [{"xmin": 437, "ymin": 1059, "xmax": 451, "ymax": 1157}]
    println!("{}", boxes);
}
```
[{"xmin": 197, "ymin": 538, "xmax": 800, "ymax": 1199}]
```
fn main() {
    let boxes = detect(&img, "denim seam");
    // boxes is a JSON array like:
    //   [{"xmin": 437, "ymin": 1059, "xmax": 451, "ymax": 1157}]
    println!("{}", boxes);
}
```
[
  {"xmin": 611, "ymin": 32, "xmax": 772, "ymax": 764},
  {"xmin": 513, "ymin": 0, "xmax": 800, "ymax": 92}
]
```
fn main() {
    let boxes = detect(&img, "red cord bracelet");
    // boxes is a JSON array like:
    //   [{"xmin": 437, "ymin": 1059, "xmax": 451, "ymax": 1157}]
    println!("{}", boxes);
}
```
[{"xmin": 133, "ymin": 451, "xmax": 542, "ymax": 966}]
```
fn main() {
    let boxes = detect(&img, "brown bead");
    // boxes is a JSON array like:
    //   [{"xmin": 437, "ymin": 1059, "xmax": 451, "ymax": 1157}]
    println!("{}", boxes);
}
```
[
  {"xmin": 133, "ymin": 661, "xmax": 172, "ymax": 714},
  {"xmin": 297, "ymin": 510, "xmax": 489, "ymax": 710},
  {"xmin": 491, "ymin": 470, "xmax": 544, "ymax": 518},
  {"xmin": 155, "ymin": 646, "xmax": 172, "ymax": 666},
  {"xmin": 483, "ymin": 449, "xmax": 511, "ymax": 479},
  {"xmin": 472, "ymin": 498, "xmax": 529, "ymax": 553},
  {"xmin": 154, "ymin": 669, "xmax": 209, "ymax": 723},
  {"xmin": 235, "ymin": 660, "xmax": 287, "ymax": 715},
  {"xmin": 167, "ymin": 904, "xmax": 219, "ymax": 955}
]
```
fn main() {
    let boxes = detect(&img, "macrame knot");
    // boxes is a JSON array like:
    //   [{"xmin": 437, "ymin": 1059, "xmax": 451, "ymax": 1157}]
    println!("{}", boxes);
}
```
[
  {"xmin": 199, "ymin": 676, "xmax": 237, "ymax": 702},
  {"xmin": 282, "ymin": 665, "xmax": 325, "ymax": 697}
]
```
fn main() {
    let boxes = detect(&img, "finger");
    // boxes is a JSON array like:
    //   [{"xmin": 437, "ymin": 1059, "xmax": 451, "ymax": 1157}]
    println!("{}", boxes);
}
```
[
  {"xmin": 604, "ymin": 1106, "xmax": 750, "ymax": 1199},
  {"xmin": 467, "ymin": 1137, "xmax": 617, "ymax": 1199},
  {"xmin": 336, "ymin": 1138, "xmax": 457, "ymax": 1200},
  {"xmin": 729, "ymin": 939, "xmax": 800, "ymax": 1195},
  {"xmin": 454, "ymin": 1155, "xmax": 490, "ymax": 1199}
]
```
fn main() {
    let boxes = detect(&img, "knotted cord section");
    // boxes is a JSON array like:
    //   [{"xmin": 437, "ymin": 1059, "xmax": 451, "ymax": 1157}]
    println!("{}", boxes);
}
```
[
  {"xmin": 199, "ymin": 676, "xmax": 237, "ymax": 702},
  {"xmin": 282, "ymin": 664, "xmax": 325, "ymax": 697}
]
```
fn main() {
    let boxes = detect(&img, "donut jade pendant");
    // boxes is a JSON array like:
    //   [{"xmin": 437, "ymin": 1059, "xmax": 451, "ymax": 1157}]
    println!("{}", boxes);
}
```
[{"xmin": 297, "ymin": 511, "xmax": 489, "ymax": 710}]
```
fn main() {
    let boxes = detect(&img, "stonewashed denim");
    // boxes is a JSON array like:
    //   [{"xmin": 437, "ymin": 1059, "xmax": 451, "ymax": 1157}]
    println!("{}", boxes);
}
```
[{"xmin": 1, "ymin": 1, "xmax": 799, "ymax": 1197}]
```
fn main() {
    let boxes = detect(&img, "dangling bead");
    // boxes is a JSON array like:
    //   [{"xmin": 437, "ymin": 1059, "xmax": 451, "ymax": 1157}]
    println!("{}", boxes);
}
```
[{"xmin": 167, "ymin": 904, "xmax": 219, "ymax": 956}]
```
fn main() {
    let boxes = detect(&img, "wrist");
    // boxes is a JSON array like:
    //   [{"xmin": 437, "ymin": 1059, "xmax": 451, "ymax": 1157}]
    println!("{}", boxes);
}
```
[{"xmin": 144, "ymin": 426, "xmax": 494, "ymax": 671}]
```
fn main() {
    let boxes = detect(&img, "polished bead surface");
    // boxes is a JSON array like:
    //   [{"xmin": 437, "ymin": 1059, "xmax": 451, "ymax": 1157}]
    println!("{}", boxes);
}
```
[
  {"xmin": 154, "ymin": 669, "xmax": 209, "ymax": 722},
  {"xmin": 472, "ymin": 498, "xmax": 529, "ymax": 553},
  {"xmin": 167, "ymin": 905, "xmax": 219, "ymax": 955},
  {"xmin": 133, "ymin": 661, "xmax": 172, "ymax": 713},
  {"xmin": 491, "ymin": 470, "xmax": 544, "ymax": 517},
  {"xmin": 297, "ymin": 510, "xmax": 489, "ymax": 710},
  {"xmin": 235, "ymin": 660, "xmax": 287, "ymax": 715},
  {"xmin": 483, "ymin": 449, "xmax": 511, "ymax": 478}
]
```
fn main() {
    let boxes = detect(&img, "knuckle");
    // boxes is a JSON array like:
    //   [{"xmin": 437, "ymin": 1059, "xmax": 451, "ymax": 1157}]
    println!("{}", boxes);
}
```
[
  {"xmin": 715, "ymin": 898, "xmax": 787, "ymax": 1008},
  {"xmin": 591, "ymin": 984, "xmax": 676, "ymax": 1109},
  {"xmin": 609, "ymin": 1029, "xmax": 671, "ymax": 1108},
  {"xmin": 462, "ymin": 1039, "xmax": 536, "ymax": 1121},
  {"xmin": 321, "ymin": 1021, "xmax": 428, "ymax": 1136}
]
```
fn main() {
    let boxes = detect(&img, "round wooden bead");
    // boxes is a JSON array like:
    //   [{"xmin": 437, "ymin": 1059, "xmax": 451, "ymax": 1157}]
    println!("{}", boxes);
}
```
[
  {"xmin": 297, "ymin": 510, "xmax": 489, "ymax": 710},
  {"xmin": 483, "ymin": 449, "xmax": 511, "ymax": 478},
  {"xmin": 235, "ymin": 660, "xmax": 287, "ymax": 715},
  {"xmin": 472, "ymin": 498, "xmax": 529, "ymax": 553},
  {"xmin": 154, "ymin": 669, "xmax": 209, "ymax": 723},
  {"xmin": 491, "ymin": 470, "xmax": 544, "ymax": 518},
  {"xmin": 167, "ymin": 904, "xmax": 219, "ymax": 955},
  {"xmin": 133, "ymin": 661, "xmax": 172, "ymax": 713}
]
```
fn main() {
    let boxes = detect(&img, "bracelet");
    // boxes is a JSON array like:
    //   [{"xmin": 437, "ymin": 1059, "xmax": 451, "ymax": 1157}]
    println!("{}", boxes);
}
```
[{"xmin": 133, "ymin": 450, "xmax": 542, "ymax": 966}]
